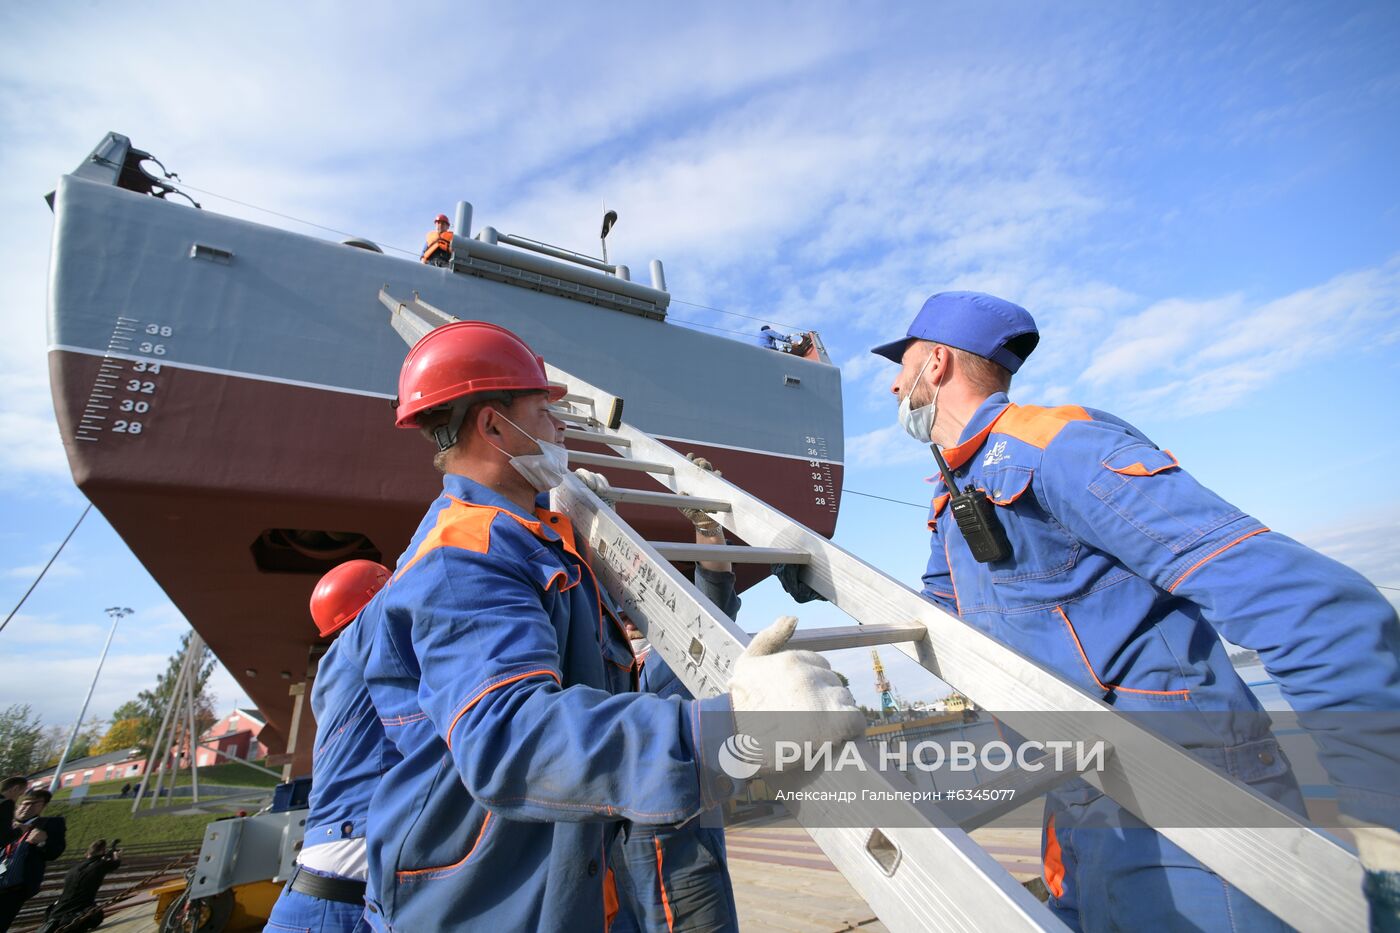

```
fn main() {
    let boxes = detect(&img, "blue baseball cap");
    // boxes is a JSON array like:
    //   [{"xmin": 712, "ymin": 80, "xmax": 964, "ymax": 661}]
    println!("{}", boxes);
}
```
[{"xmin": 871, "ymin": 291, "xmax": 1040, "ymax": 373}]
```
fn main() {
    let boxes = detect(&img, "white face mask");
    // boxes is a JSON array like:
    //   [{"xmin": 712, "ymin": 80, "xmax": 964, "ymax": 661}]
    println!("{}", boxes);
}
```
[
  {"xmin": 492, "ymin": 413, "xmax": 570, "ymax": 492},
  {"xmin": 898, "ymin": 351, "xmax": 941, "ymax": 443}
]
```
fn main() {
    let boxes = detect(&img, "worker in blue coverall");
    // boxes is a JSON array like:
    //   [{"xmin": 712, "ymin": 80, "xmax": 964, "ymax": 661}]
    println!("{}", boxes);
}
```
[
  {"xmin": 265, "ymin": 559, "xmax": 392, "ymax": 933},
  {"xmin": 613, "ymin": 454, "xmax": 740, "ymax": 933},
  {"xmin": 873, "ymin": 291, "xmax": 1400, "ymax": 932},
  {"xmin": 347, "ymin": 321, "xmax": 864, "ymax": 932}
]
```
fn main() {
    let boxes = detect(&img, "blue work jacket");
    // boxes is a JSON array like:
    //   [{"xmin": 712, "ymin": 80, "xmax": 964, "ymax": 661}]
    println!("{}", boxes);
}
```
[
  {"xmin": 349, "ymin": 474, "xmax": 733, "ymax": 932},
  {"xmin": 301, "ymin": 633, "xmax": 399, "ymax": 854},
  {"xmin": 922, "ymin": 394, "xmax": 1400, "ymax": 824}
]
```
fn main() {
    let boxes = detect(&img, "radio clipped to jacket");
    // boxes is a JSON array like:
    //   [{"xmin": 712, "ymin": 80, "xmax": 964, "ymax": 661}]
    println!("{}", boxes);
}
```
[{"xmin": 932, "ymin": 447, "xmax": 1012, "ymax": 564}]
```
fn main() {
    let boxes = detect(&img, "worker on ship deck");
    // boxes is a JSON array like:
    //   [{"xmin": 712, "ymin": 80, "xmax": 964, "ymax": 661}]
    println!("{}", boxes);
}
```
[
  {"xmin": 420, "ymin": 213, "xmax": 452, "ymax": 267},
  {"xmin": 264, "ymin": 559, "xmax": 392, "ymax": 933},
  {"xmin": 344, "ymin": 321, "xmax": 863, "ymax": 931},
  {"xmin": 872, "ymin": 291, "xmax": 1400, "ymax": 931},
  {"xmin": 611, "ymin": 454, "xmax": 741, "ymax": 933}
]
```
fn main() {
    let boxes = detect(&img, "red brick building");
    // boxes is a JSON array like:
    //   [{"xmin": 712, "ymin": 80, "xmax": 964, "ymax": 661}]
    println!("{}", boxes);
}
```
[
  {"xmin": 30, "ymin": 748, "xmax": 147, "ymax": 790},
  {"xmin": 196, "ymin": 707, "xmax": 269, "ymax": 767}
]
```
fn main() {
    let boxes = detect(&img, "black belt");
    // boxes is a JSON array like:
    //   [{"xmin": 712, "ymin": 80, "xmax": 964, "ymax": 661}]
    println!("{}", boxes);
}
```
[{"xmin": 289, "ymin": 865, "xmax": 366, "ymax": 905}]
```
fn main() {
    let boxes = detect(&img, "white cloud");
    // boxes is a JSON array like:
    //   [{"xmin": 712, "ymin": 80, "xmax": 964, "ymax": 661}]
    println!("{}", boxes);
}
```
[
  {"xmin": 847, "ymin": 424, "xmax": 936, "ymax": 471},
  {"xmin": 0, "ymin": 613, "xmax": 101, "ymax": 646},
  {"xmin": 5, "ymin": 561, "xmax": 77, "ymax": 581},
  {"xmin": 0, "ymin": 650, "xmax": 169, "ymax": 727},
  {"xmin": 0, "ymin": 369, "xmax": 70, "ymax": 481},
  {"xmin": 1074, "ymin": 257, "xmax": 1400, "ymax": 417}
]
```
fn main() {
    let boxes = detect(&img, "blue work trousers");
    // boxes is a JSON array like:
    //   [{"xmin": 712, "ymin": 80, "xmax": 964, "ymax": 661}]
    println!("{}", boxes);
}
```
[
  {"xmin": 264, "ymin": 866, "xmax": 370, "ymax": 933},
  {"xmin": 614, "ymin": 824, "xmax": 737, "ymax": 933},
  {"xmin": 1044, "ymin": 779, "xmax": 1306, "ymax": 932}
]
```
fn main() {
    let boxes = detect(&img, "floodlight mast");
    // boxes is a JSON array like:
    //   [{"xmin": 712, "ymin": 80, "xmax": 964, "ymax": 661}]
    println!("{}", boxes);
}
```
[{"xmin": 49, "ymin": 606, "xmax": 132, "ymax": 793}]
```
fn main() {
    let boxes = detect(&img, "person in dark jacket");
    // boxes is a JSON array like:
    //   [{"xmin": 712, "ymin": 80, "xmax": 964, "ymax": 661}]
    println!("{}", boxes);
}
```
[
  {"xmin": 36, "ymin": 839, "xmax": 120, "ymax": 933},
  {"xmin": 0, "ymin": 779, "xmax": 26, "ymax": 845},
  {"xmin": 0, "ymin": 789, "xmax": 68, "ymax": 931}
]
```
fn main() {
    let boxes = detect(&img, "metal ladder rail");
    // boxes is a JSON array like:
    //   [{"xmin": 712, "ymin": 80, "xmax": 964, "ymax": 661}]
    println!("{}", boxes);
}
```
[
  {"xmin": 554, "ymin": 475, "xmax": 1065, "ymax": 932},
  {"xmin": 381, "ymin": 290, "xmax": 1366, "ymax": 931},
  {"xmin": 541, "ymin": 362, "xmax": 1366, "ymax": 933},
  {"xmin": 380, "ymin": 289, "xmax": 1063, "ymax": 931}
]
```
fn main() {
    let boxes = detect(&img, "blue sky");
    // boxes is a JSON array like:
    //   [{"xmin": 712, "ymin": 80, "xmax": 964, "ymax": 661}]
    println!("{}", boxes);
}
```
[{"xmin": 1, "ymin": 2, "xmax": 1397, "ymax": 729}]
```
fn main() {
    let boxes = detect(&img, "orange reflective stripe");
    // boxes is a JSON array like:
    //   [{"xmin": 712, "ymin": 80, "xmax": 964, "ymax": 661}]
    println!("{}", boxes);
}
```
[
  {"xmin": 394, "ymin": 499, "xmax": 495, "ymax": 580},
  {"xmin": 940, "ymin": 404, "xmax": 1092, "ymax": 470},
  {"xmin": 1054, "ymin": 606, "xmax": 1190, "ymax": 698},
  {"xmin": 654, "ymin": 836, "xmax": 675, "ymax": 932},
  {"xmin": 1167, "ymin": 528, "xmax": 1269, "ymax": 593},
  {"xmin": 396, "ymin": 812, "xmax": 492, "ymax": 880},
  {"xmin": 939, "ymin": 420, "xmax": 999, "ymax": 471},
  {"xmin": 927, "ymin": 493, "xmax": 951, "ymax": 531},
  {"xmin": 445, "ymin": 669, "xmax": 561, "ymax": 750},
  {"xmin": 396, "ymin": 499, "xmax": 590, "ymax": 582},
  {"xmin": 994, "ymin": 404, "xmax": 1091, "ymax": 451},
  {"xmin": 604, "ymin": 867, "xmax": 620, "ymax": 932},
  {"xmin": 1043, "ymin": 813, "xmax": 1065, "ymax": 898},
  {"xmin": 536, "ymin": 506, "xmax": 632, "ymax": 655},
  {"xmin": 533, "ymin": 508, "xmax": 584, "ymax": 562},
  {"xmin": 1107, "ymin": 449, "xmax": 1179, "ymax": 476}
]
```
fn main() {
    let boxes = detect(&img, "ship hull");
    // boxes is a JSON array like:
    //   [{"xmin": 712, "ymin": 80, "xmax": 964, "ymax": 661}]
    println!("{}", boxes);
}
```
[{"xmin": 47, "ymin": 158, "xmax": 845, "ymax": 755}]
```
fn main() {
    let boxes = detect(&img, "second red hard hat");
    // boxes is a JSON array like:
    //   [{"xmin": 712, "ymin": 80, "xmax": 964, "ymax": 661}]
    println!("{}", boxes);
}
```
[{"xmin": 310, "ymin": 560, "xmax": 390, "ymax": 638}]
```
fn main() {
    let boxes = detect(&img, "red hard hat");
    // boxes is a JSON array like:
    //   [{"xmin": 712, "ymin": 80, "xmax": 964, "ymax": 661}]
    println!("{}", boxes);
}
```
[
  {"xmin": 435, "ymin": 214, "xmax": 450, "ymax": 225},
  {"xmin": 310, "ymin": 560, "xmax": 390, "ymax": 638},
  {"xmin": 394, "ymin": 321, "xmax": 565, "ymax": 428}
]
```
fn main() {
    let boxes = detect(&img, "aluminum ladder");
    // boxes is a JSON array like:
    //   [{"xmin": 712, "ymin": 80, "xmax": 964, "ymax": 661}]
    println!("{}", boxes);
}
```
[{"xmin": 379, "ymin": 288, "xmax": 1365, "ymax": 933}]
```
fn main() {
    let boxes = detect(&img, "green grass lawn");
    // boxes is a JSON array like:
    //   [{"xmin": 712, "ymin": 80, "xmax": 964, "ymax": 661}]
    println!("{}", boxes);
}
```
[
  {"xmin": 52, "ymin": 760, "xmax": 281, "ymax": 800},
  {"xmin": 48, "ymin": 799, "xmax": 215, "ymax": 849}
]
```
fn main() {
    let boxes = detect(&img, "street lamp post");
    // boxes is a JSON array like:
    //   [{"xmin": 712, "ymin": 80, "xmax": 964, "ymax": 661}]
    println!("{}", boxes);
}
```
[{"xmin": 49, "ymin": 606, "xmax": 132, "ymax": 793}]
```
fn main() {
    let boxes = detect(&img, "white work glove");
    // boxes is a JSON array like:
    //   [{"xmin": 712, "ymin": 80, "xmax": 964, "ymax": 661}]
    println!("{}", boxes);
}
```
[
  {"xmin": 728, "ymin": 617, "xmax": 866, "ymax": 772},
  {"xmin": 681, "ymin": 453, "xmax": 724, "ymax": 537},
  {"xmin": 1353, "ymin": 824, "xmax": 1400, "ymax": 873},
  {"xmin": 573, "ymin": 468, "xmax": 615, "ymax": 504},
  {"xmin": 1344, "ymin": 817, "xmax": 1400, "ymax": 926}
]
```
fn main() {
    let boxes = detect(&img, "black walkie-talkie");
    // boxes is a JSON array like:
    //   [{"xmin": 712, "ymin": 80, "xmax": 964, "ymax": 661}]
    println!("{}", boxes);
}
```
[{"xmin": 931, "ymin": 446, "xmax": 1012, "ymax": 564}]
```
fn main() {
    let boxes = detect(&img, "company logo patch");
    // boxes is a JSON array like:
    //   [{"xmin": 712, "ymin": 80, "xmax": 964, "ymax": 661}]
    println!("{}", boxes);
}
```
[
  {"xmin": 718, "ymin": 733, "xmax": 764, "ymax": 779},
  {"xmin": 983, "ymin": 440, "xmax": 1010, "ymax": 467}
]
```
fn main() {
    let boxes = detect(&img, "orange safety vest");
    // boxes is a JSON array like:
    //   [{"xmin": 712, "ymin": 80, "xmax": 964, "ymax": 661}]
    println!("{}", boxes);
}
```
[{"xmin": 421, "ymin": 229, "xmax": 453, "ymax": 263}]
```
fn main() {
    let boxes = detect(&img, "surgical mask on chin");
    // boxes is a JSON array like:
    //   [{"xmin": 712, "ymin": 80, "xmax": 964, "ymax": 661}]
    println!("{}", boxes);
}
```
[
  {"xmin": 898, "ymin": 353, "xmax": 941, "ymax": 443},
  {"xmin": 494, "ymin": 414, "xmax": 571, "ymax": 492}
]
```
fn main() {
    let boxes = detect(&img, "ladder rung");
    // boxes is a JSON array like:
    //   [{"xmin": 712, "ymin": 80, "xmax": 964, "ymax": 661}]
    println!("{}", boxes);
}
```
[
  {"xmin": 605, "ymin": 489, "xmax": 732, "ymax": 512},
  {"xmin": 651, "ymin": 543, "xmax": 810, "ymax": 564},
  {"xmin": 550, "ymin": 408, "xmax": 595, "ymax": 426},
  {"xmin": 784, "ymin": 624, "xmax": 927, "ymax": 652},
  {"xmin": 567, "ymin": 450, "xmax": 673, "ymax": 475},
  {"xmin": 560, "ymin": 391, "xmax": 593, "ymax": 406},
  {"xmin": 562, "ymin": 428, "xmax": 632, "ymax": 447}
]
